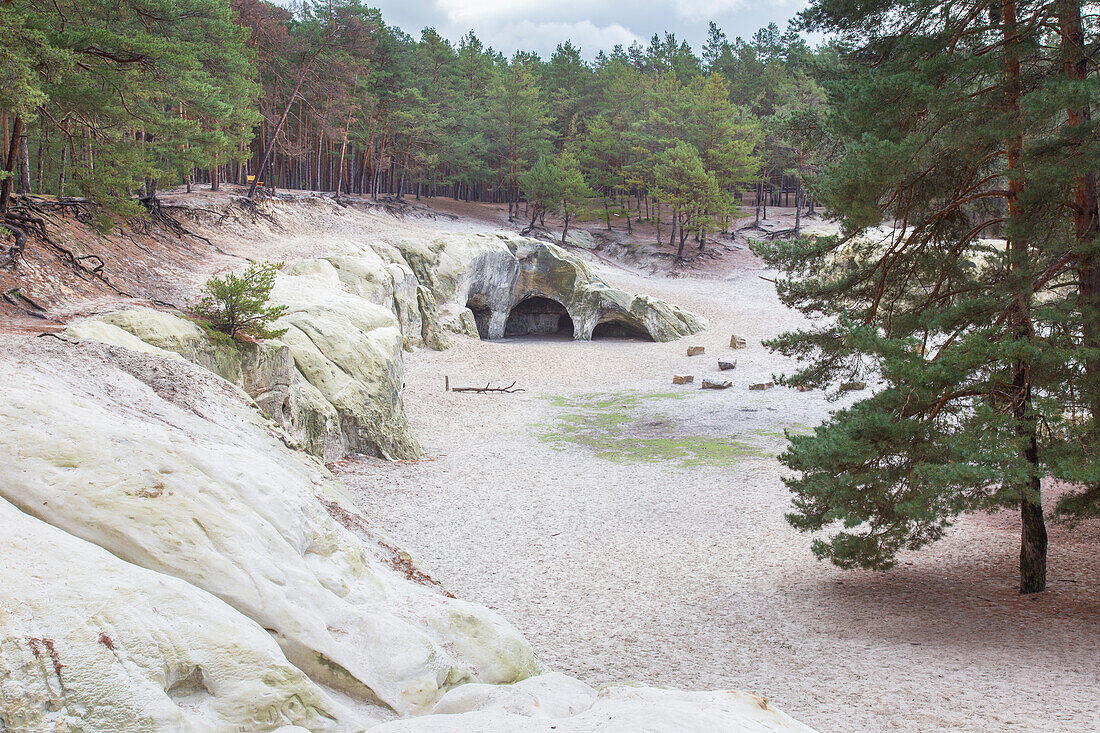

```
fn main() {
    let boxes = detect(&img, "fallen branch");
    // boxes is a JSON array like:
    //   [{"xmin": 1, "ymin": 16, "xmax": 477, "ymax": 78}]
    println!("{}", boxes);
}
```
[{"xmin": 450, "ymin": 381, "xmax": 525, "ymax": 394}]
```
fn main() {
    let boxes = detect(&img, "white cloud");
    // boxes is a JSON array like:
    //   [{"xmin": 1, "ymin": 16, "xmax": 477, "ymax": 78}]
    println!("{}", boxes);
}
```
[
  {"xmin": 370, "ymin": 0, "xmax": 819, "ymax": 58},
  {"xmin": 498, "ymin": 20, "xmax": 643, "ymax": 56},
  {"xmin": 672, "ymin": 0, "xmax": 748, "ymax": 20},
  {"xmin": 435, "ymin": 0, "xmax": 600, "ymax": 25}
]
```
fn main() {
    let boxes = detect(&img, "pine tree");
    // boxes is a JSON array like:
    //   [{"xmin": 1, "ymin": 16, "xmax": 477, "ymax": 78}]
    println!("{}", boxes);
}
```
[
  {"xmin": 754, "ymin": 0, "xmax": 1095, "ymax": 593},
  {"xmin": 653, "ymin": 141, "xmax": 721, "ymax": 258}
]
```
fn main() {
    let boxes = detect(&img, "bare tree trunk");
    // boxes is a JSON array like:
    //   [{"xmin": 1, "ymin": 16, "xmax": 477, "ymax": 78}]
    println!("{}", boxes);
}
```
[
  {"xmin": 1, "ymin": 116, "xmax": 23, "ymax": 215},
  {"xmin": 36, "ymin": 116, "xmax": 46, "ymax": 192},
  {"xmin": 794, "ymin": 150, "xmax": 803, "ymax": 236},
  {"xmin": 58, "ymin": 134, "xmax": 68, "ymax": 198},
  {"xmin": 17, "ymin": 130, "xmax": 30, "ymax": 194},
  {"xmin": 1057, "ymin": 0, "xmax": 1100, "ymax": 460},
  {"xmin": 335, "ymin": 109, "xmax": 354, "ymax": 200},
  {"xmin": 1002, "ymin": 0, "xmax": 1046, "ymax": 594}
]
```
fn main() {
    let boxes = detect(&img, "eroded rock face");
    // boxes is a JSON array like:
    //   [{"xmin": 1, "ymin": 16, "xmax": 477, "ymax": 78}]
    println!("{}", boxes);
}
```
[
  {"xmin": 372, "ymin": 674, "xmax": 817, "ymax": 733},
  {"xmin": 66, "ymin": 230, "xmax": 699, "ymax": 461},
  {"xmin": 0, "ymin": 339, "xmax": 538, "ymax": 725},
  {"xmin": 395, "ymin": 233, "xmax": 705, "ymax": 342},
  {"xmin": 5, "ymin": 214, "xmax": 821, "ymax": 732},
  {"xmin": 0, "ymin": 496, "xmax": 355, "ymax": 733},
  {"xmin": 68, "ymin": 289, "xmax": 422, "ymax": 462}
]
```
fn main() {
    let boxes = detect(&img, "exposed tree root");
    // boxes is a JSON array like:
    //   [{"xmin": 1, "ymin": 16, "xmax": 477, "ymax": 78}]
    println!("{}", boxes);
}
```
[
  {"xmin": 3, "ymin": 287, "xmax": 48, "ymax": 317},
  {"xmin": 4, "ymin": 196, "xmax": 131, "ymax": 295},
  {"xmin": 139, "ymin": 196, "xmax": 214, "ymax": 247},
  {"xmin": 223, "ymin": 194, "xmax": 278, "ymax": 226},
  {"xmin": 0, "ymin": 221, "xmax": 27, "ymax": 268},
  {"xmin": 36, "ymin": 332, "xmax": 75, "ymax": 343}
]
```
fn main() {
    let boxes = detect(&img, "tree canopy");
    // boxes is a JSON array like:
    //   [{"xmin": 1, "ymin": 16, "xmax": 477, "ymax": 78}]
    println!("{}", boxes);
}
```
[{"xmin": 2, "ymin": 1, "xmax": 830, "ymax": 250}]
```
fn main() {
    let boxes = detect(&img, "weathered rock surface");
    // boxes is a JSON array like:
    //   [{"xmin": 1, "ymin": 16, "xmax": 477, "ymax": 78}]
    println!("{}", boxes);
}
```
[
  {"xmin": 71, "ymin": 232, "xmax": 702, "ymax": 464},
  {"xmin": 395, "ymin": 233, "xmax": 704, "ymax": 342},
  {"xmin": 673, "ymin": 374, "xmax": 694, "ymax": 384},
  {"xmin": 0, "ymin": 205, "xmax": 827, "ymax": 732},
  {"xmin": 68, "ymin": 282, "xmax": 422, "ymax": 461},
  {"xmin": 0, "ymin": 336, "xmax": 818, "ymax": 732},
  {"xmin": 372, "ymin": 675, "xmax": 817, "ymax": 732},
  {"xmin": 701, "ymin": 379, "xmax": 733, "ymax": 390},
  {"xmin": 0, "ymin": 339, "xmax": 537, "ymax": 725},
  {"xmin": 0, "ymin": 496, "xmax": 354, "ymax": 732}
]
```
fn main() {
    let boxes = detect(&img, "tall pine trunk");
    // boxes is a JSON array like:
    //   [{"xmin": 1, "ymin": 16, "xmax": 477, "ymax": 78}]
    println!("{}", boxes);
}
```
[
  {"xmin": 1, "ymin": 116, "xmax": 23, "ymax": 216},
  {"xmin": 1056, "ymin": 0, "xmax": 1100, "ymax": 451},
  {"xmin": 1002, "ymin": 0, "xmax": 1046, "ymax": 594},
  {"xmin": 17, "ymin": 130, "xmax": 30, "ymax": 194}
]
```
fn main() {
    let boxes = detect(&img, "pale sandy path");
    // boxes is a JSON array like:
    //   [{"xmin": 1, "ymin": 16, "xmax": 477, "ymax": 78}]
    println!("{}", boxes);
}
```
[{"xmin": 341, "ymin": 250, "xmax": 1100, "ymax": 733}]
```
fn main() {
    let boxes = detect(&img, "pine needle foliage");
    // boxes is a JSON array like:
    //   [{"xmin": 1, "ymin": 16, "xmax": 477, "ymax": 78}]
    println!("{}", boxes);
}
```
[
  {"xmin": 755, "ymin": 0, "xmax": 1100, "ymax": 593},
  {"xmin": 190, "ymin": 262, "xmax": 288, "ymax": 340}
]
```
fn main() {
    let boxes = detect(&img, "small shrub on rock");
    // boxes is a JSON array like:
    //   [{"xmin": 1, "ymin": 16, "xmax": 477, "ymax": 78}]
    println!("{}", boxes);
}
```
[{"xmin": 190, "ymin": 261, "xmax": 288, "ymax": 340}]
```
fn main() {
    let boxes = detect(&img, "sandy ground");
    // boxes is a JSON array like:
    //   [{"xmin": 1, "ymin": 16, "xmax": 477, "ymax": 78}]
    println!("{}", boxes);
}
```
[{"xmin": 340, "ymin": 219, "xmax": 1100, "ymax": 733}]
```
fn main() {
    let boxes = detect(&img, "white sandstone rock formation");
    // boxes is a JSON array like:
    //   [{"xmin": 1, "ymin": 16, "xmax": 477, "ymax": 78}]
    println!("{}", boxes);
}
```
[
  {"xmin": 0, "ymin": 338, "xmax": 538, "ymax": 725},
  {"xmin": 0, "ymin": 496, "xmax": 355, "ymax": 732},
  {"xmin": 67, "ymin": 231, "xmax": 701, "ymax": 462},
  {"xmin": 395, "ymin": 233, "xmax": 705, "ymax": 342},
  {"xmin": 1, "ymin": 213, "xmax": 819, "ymax": 732},
  {"xmin": 69, "ymin": 288, "xmax": 421, "ymax": 461},
  {"xmin": 372, "ymin": 674, "xmax": 816, "ymax": 732}
]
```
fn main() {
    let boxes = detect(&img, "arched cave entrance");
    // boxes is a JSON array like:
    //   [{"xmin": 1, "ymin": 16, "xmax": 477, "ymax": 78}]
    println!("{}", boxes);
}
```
[
  {"xmin": 504, "ymin": 296, "xmax": 574, "ymax": 338},
  {"xmin": 466, "ymin": 295, "xmax": 492, "ymax": 340},
  {"xmin": 591, "ymin": 318, "xmax": 655, "ymax": 341}
]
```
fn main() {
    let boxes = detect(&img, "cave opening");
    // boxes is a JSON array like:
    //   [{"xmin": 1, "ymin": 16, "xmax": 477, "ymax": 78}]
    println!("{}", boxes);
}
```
[
  {"xmin": 465, "ymin": 295, "xmax": 492, "ymax": 340},
  {"xmin": 503, "ymin": 296, "xmax": 574, "ymax": 338},
  {"xmin": 591, "ymin": 319, "xmax": 655, "ymax": 341}
]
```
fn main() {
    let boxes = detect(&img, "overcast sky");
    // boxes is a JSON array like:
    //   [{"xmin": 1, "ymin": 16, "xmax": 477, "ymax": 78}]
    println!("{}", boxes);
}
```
[{"xmin": 358, "ymin": 1, "xmax": 812, "ymax": 60}]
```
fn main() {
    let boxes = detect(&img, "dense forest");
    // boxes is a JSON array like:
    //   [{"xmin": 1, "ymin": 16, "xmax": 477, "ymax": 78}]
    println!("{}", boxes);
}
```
[{"xmin": 0, "ymin": 0, "xmax": 827, "ymax": 254}]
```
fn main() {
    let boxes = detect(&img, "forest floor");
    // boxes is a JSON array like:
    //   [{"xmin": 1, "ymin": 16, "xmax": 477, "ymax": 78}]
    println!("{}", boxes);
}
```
[
  {"xmin": 3, "ymin": 190, "xmax": 1097, "ymax": 732},
  {"xmin": 340, "ymin": 202, "xmax": 1100, "ymax": 733}
]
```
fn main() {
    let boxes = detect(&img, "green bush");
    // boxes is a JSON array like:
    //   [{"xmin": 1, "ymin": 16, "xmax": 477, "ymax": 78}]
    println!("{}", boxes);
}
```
[{"xmin": 189, "ymin": 261, "xmax": 288, "ymax": 340}]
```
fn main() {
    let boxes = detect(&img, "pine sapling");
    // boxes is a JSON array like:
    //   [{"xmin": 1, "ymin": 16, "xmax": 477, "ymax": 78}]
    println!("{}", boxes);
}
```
[{"xmin": 189, "ymin": 262, "xmax": 288, "ymax": 340}]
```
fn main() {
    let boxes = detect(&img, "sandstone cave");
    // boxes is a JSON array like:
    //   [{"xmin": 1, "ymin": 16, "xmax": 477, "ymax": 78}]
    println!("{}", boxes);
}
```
[
  {"xmin": 591, "ymin": 318, "xmax": 655, "ymax": 341},
  {"xmin": 465, "ymin": 295, "xmax": 492, "ymax": 339},
  {"xmin": 503, "ymin": 296, "xmax": 575, "ymax": 338}
]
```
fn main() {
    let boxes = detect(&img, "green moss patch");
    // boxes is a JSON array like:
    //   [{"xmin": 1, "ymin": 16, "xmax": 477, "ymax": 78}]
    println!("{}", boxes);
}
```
[{"xmin": 538, "ymin": 391, "xmax": 770, "ymax": 467}]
